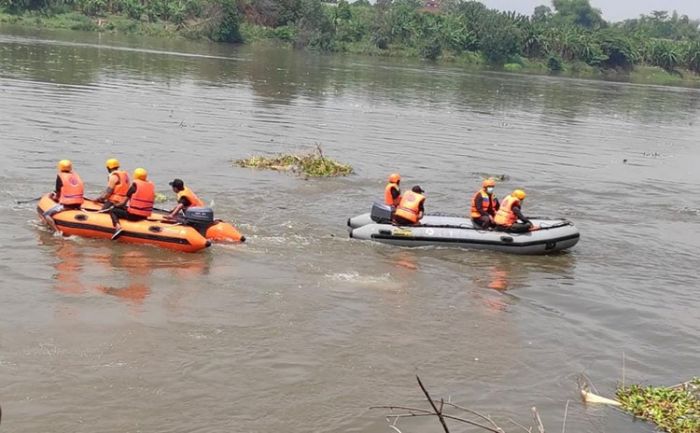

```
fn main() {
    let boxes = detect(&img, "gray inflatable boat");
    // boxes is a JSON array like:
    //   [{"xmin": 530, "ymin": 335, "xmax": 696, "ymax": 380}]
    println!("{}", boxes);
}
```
[{"xmin": 347, "ymin": 204, "xmax": 579, "ymax": 255}]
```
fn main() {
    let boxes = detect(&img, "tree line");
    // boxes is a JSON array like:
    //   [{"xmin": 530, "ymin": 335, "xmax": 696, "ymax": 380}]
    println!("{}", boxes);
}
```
[{"xmin": 2, "ymin": 0, "xmax": 700, "ymax": 73}]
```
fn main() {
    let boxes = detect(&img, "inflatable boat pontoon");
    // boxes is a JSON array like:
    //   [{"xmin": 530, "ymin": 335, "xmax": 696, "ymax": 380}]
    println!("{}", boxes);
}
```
[
  {"xmin": 37, "ymin": 195, "xmax": 245, "ymax": 253},
  {"xmin": 347, "ymin": 203, "xmax": 579, "ymax": 255}
]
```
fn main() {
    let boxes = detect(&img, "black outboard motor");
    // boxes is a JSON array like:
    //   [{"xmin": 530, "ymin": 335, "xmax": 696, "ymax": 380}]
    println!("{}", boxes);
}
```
[
  {"xmin": 370, "ymin": 202, "xmax": 393, "ymax": 224},
  {"xmin": 180, "ymin": 207, "xmax": 215, "ymax": 236}
]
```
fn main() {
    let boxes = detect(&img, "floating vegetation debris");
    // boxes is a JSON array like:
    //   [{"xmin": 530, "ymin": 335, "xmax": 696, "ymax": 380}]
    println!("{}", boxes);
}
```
[
  {"xmin": 615, "ymin": 378, "xmax": 700, "ymax": 433},
  {"xmin": 473, "ymin": 172, "xmax": 509, "ymax": 182},
  {"xmin": 234, "ymin": 145, "xmax": 353, "ymax": 178},
  {"xmin": 154, "ymin": 192, "xmax": 168, "ymax": 203}
]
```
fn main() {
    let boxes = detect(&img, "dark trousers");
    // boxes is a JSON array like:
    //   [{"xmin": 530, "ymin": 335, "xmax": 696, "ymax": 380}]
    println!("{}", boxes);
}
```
[
  {"xmin": 472, "ymin": 215, "xmax": 493, "ymax": 229},
  {"xmin": 109, "ymin": 207, "xmax": 146, "ymax": 227},
  {"xmin": 101, "ymin": 200, "xmax": 125, "ymax": 211},
  {"xmin": 497, "ymin": 222, "xmax": 532, "ymax": 233},
  {"xmin": 393, "ymin": 215, "xmax": 418, "ymax": 226}
]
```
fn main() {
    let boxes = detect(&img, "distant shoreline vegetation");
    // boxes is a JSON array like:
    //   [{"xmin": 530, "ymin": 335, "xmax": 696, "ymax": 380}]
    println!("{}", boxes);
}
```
[{"xmin": 3, "ymin": 0, "xmax": 700, "ymax": 85}]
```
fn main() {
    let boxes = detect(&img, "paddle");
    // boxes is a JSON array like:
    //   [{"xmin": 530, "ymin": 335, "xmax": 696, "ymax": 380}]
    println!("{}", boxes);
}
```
[
  {"xmin": 83, "ymin": 207, "xmax": 113, "ymax": 214},
  {"xmin": 15, "ymin": 196, "xmax": 42, "ymax": 204}
]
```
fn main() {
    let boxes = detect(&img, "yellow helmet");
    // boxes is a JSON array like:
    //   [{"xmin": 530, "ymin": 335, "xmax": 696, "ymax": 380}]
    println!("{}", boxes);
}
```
[
  {"xmin": 482, "ymin": 178, "xmax": 496, "ymax": 188},
  {"xmin": 105, "ymin": 158, "xmax": 120, "ymax": 170},
  {"xmin": 57, "ymin": 159, "xmax": 72, "ymax": 172},
  {"xmin": 133, "ymin": 167, "xmax": 148, "ymax": 181},
  {"xmin": 513, "ymin": 189, "xmax": 526, "ymax": 200},
  {"xmin": 388, "ymin": 173, "xmax": 401, "ymax": 183}
]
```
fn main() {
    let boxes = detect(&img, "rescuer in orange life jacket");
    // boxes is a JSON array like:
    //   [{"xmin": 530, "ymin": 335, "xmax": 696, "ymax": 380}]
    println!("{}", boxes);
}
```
[
  {"xmin": 392, "ymin": 185, "xmax": 426, "ymax": 226},
  {"xmin": 167, "ymin": 178, "xmax": 204, "ymax": 219},
  {"xmin": 109, "ymin": 167, "xmax": 155, "ymax": 240},
  {"xmin": 43, "ymin": 159, "xmax": 85, "ymax": 233},
  {"xmin": 494, "ymin": 189, "xmax": 533, "ymax": 233},
  {"xmin": 470, "ymin": 178, "xmax": 500, "ymax": 229},
  {"xmin": 384, "ymin": 173, "xmax": 402, "ymax": 207},
  {"xmin": 95, "ymin": 158, "xmax": 131, "ymax": 210}
]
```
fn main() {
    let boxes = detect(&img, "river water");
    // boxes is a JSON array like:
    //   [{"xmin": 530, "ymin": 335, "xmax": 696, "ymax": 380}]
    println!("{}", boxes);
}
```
[{"xmin": 0, "ymin": 26, "xmax": 698, "ymax": 433}]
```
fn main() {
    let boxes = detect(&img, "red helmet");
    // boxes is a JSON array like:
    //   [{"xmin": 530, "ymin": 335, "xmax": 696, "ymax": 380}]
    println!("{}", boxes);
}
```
[
  {"xmin": 388, "ymin": 173, "xmax": 401, "ymax": 183},
  {"xmin": 482, "ymin": 178, "xmax": 496, "ymax": 188}
]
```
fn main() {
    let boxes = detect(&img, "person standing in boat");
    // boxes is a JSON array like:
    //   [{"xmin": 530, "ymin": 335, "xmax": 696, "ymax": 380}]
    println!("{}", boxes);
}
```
[
  {"xmin": 470, "ymin": 178, "xmax": 500, "ymax": 229},
  {"xmin": 384, "ymin": 173, "xmax": 402, "ymax": 207},
  {"xmin": 109, "ymin": 168, "xmax": 155, "ymax": 240},
  {"xmin": 95, "ymin": 158, "xmax": 131, "ymax": 211},
  {"xmin": 43, "ymin": 159, "xmax": 84, "ymax": 233},
  {"xmin": 494, "ymin": 189, "xmax": 532, "ymax": 233},
  {"xmin": 393, "ymin": 185, "xmax": 426, "ymax": 226},
  {"xmin": 166, "ymin": 179, "xmax": 205, "ymax": 220}
]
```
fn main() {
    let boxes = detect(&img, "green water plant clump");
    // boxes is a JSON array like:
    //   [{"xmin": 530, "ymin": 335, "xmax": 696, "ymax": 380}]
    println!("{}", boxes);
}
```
[
  {"xmin": 234, "ymin": 147, "xmax": 353, "ymax": 178},
  {"xmin": 616, "ymin": 378, "xmax": 700, "ymax": 433}
]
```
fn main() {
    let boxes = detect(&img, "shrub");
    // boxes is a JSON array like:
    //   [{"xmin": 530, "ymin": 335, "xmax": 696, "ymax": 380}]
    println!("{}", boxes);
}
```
[
  {"xmin": 547, "ymin": 54, "xmax": 563, "ymax": 71},
  {"xmin": 419, "ymin": 36, "xmax": 442, "ymax": 60},
  {"xmin": 204, "ymin": 0, "xmax": 242, "ymax": 42}
]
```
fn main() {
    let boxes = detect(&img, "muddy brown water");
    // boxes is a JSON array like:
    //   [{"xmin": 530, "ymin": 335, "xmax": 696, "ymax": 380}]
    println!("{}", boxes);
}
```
[{"xmin": 0, "ymin": 26, "xmax": 698, "ymax": 433}]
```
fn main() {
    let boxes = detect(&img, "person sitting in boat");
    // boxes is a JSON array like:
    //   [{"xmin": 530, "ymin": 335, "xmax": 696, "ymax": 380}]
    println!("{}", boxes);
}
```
[
  {"xmin": 393, "ymin": 185, "xmax": 425, "ymax": 226},
  {"xmin": 42, "ymin": 159, "xmax": 84, "ymax": 233},
  {"xmin": 470, "ymin": 178, "xmax": 500, "ymax": 229},
  {"xmin": 384, "ymin": 173, "xmax": 402, "ymax": 207},
  {"xmin": 166, "ymin": 178, "xmax": 204, "ymax": 220},
  {"xmin": 95, "ymin": 158, "xmax": 130, "ymax": 210},
  {"xmin": 494, "ymin": 189, "xmax": 532, "ymax": 233},
  {"xmin": 109, "ymin": 168, "xmax": 155, "ymax": 240}
]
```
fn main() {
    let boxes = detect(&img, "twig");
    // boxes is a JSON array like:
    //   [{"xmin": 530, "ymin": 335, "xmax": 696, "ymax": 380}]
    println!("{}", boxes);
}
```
[
  {"xmin": 416, "ymin": 375, "xmax": 451, "ymax": 433},
  {"xmin": 375, "ymin": 406, "xmax": 502, "ymax": 433},
  {"xmin": 388, "ymin": 425, "xmax": 403, "ymax": 433},
  {"xmin": 386, "ymin": 412, "xmax": 501, "ymax": 432},
  {"xmin": 386, "ymin": 413, "xmax": 437, "ymax": 419},
  {"xmin": 508, "ymin": 417, "xmax": 532, "ymax": 433},
  {"xmin": 532, "ymin": 407, "xmax": 545, "ymax": 433},
  {"xmin": 562, "ymin": 400, "xmax": 570, "ymax": 433},
  {"xmin": 439, "ymin": 414, "xmax": 503, "ymax": 433},
  {"xmin": 622, "ymin": 352, "xmax": 626, "ymax": 389},
  {"xmin": 579, "ymin": 373, "xmax": 599, "ymax": 394},
  {"xmin": 442, "ymin": 402, "xmax": 504, "ymax": 432},
  {"xmin": 371, "ymin": 405, "xmax": 433, "ymax": 414}
]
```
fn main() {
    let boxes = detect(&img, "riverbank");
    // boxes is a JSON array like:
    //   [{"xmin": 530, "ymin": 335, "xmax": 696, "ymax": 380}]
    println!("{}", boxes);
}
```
[
  {"xmin": 0, "ymin": 11, "xmax": 177, "ymax": 36},
  {"xmin": 3, "ymin": 10, "xmax": 700, "ymax": 89}
]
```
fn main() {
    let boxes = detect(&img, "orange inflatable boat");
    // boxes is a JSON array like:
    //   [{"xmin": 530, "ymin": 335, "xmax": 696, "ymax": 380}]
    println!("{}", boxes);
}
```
[
  {"xmin": 37, "ymin": 195, "xmax": 244, "ymax": 252},
  {"xmin": 80, "ymin": 198, "xmax": 245, "ymax": 243}
]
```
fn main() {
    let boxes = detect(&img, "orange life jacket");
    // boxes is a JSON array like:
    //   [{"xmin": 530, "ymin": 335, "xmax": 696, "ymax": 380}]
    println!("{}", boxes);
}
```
[
  {"xmin": 470, "ymin": 190, "xmax": 496, "ymax": 218},
  {"xmin": 176, "ymin": 186, "xmax": 204, "ymax": 208},
  {"xmin": 58, "ymin": 171, "xmax": 84, "ymax": 206},
  {"xmin": 384, "ymin": 182, "xmax": 401, "ymax": 207},
  {"xmin": 494, "ymin": 195, "xmax": 520, "ymax": 227},
  {"xmin": 127, "ymin": 179, "xmax": 155, "ymax": 217},
  {"xmin": 107, "ymin": 170, "xmax": 130, "ymax": 205},
  {"xmin": 394, "ymin": 191, "xmax": 425, "ymax": 224}
]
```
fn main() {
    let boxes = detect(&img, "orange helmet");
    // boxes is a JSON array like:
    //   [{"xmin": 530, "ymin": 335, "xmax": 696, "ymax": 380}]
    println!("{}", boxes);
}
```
[
  {"xmin": 513, "ymin": 189, "xmax": 526, "ymax": 200},
  {"xmin": 57, "ymin": 159, "xmax": 72, "ymax": 172},
  {"xmin": 133, "ymin": 167, "xmax": 148, "ymax": 181},
  {"xmin": 388, "ymin": 173, "xmax": 401, "ymax": 183},
  {"xmin": 482, "ymin": 178, "xmax": 496, "ymax": 188}
]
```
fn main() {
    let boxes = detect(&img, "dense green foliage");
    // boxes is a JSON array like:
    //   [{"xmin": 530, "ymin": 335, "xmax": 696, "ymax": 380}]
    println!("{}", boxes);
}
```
[
  {"xmin": 616, "ymin": 378, "xmax": 699, "ymax": 433},
  {"xmin": 2, "ymin": 0, "xmax": 700, "ymax": 74},
  {"xmin": 0, "ymin": 0, "xmax": 242, "ymax": 41}
]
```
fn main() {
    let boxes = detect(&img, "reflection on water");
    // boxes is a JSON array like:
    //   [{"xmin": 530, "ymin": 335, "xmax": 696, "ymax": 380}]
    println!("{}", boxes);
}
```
[
  {"xmin": 38, "ymin": 230, "xmax": 210, "ymax": 314},
  {"xmin": 3, "ymin": 28, "xmax": 700, "ymax": 125}
]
